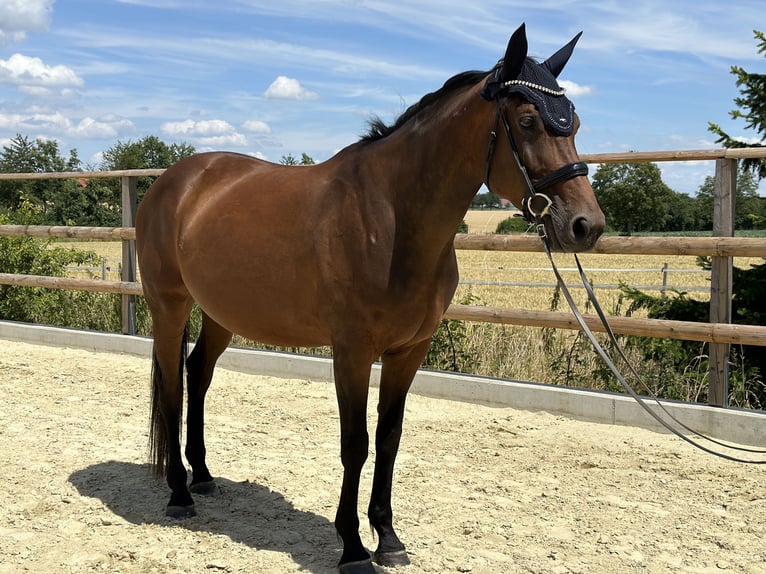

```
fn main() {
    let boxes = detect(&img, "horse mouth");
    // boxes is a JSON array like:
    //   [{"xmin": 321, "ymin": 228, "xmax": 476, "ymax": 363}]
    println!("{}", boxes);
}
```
[{"xmin": 543, "ymin": 208, "xmax": 604, "ymax": 253}]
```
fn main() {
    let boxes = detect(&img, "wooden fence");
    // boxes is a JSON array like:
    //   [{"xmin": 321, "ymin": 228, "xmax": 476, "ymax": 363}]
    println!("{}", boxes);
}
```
[{"xmin": 1, "ymin": 148, "xmax": 766, "ymax": 408}]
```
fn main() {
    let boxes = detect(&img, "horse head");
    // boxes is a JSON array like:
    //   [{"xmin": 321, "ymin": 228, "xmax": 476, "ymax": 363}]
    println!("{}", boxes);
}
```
[{"xmin": 482, "ymin": 23, "xmax": 605, "ymax": 252}]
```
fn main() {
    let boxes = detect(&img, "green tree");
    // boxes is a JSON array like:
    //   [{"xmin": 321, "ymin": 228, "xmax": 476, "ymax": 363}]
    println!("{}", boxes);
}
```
[
  {"xmin": 708, "ymin": 30, "xmax": 766, "ymax": 179},
  {"xmin": 471, "ymin": 190, "xmax": 502, "ymax": 209},
  {"xmin": 95, "ymin": 135, "xmax": 196, "ymax": 223},
  {"xmin": 280, "ymin": 153, "xmax": 315, "ymax": 165},
  {"xmin": 591, "ymin": 161, "xmax": 676, "ymax": 234},
  {"xmin": 101, "ymin": 135, "xmax": 195, "ymax": 171},
  {"xmin": 662, "ymin": 191, "xmax": 698, "ymax": 232},
  {"xmin": 694, "ymin": 168, "xmax": 762, "ymax": 230},
  {"xmin": 0, "ymin": 134, "xmax": 82, "ymax": 215}
]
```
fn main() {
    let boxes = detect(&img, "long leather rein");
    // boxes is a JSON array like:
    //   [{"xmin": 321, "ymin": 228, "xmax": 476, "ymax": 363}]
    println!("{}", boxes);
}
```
[{"xmin": 484, "ymin": 99, "xmax": 766, "ymax": 464}]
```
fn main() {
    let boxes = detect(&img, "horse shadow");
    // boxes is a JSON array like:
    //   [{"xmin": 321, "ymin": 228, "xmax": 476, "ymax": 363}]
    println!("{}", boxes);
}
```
[{"xmin": 68, "ymin": 461, "xmax": 381, "ymax": 574}]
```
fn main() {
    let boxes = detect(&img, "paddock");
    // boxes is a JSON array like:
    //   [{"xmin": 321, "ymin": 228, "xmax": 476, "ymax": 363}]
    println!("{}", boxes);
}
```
[{"xmin": 1, "ymin": 336, "xmax": 765, "ymax": 574}]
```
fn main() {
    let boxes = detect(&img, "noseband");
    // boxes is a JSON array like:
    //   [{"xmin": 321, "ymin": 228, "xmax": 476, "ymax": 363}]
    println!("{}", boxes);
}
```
[{"xmin": 483, "ymin": 100, "xmax": 588, "ymax": 228}]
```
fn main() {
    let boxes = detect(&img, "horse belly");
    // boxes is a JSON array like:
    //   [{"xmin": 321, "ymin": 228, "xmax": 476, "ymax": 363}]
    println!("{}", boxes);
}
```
[{"xmin": 179, "ymin": 236, "xmax": 330, "ymax": 347}]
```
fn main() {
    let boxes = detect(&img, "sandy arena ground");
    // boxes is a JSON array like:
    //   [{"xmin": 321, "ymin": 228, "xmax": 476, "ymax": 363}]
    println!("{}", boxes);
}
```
[{"xmin": 2, "ymin": 339, "xmax": 766, "ymax": 574}]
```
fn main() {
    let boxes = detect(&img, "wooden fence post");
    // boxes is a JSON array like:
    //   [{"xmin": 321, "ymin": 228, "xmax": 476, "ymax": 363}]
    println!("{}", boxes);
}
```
[
  {"xmin": 121, "ymin": 176, "xmax": 138, "ymax": 335},
  {"xmin": 708, "ymin": 158, "xmax": 736, "ymax": 407}
]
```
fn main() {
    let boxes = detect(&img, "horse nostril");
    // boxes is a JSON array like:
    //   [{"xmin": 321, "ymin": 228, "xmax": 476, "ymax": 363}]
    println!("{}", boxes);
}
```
[{"xmin": 572, "ymin": 217, "xmax": 591, "ymax": 242}]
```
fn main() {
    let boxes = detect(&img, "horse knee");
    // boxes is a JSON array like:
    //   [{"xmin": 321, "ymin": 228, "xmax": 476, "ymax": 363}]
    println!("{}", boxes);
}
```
[{"xmin": 340, "ymin": 431, "xmax": 369, "ymax": 469}]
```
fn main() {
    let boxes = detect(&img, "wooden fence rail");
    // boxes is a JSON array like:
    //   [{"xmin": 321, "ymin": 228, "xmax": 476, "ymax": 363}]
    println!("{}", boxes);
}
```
[
  {"xmin": 1, "ymin": 147, "xmax": 766, "ymax": 407},
  {"xmin": 3, "ymin": 224, "xmax": 766, "ymax": 256},
  {"xmin": 0, "ymin": 225, "xmax": 136, "ymax": 240},
  {"xmin": 443, "ymin": 305, "xmax": 766, "ymax": 346},
  {"xmin": 454, "ymin": 234, "xmax": 766, "ymax": 257},
  {"xmin": 0, "ymin": 272, "xmax": 143, "ymax": 295}
]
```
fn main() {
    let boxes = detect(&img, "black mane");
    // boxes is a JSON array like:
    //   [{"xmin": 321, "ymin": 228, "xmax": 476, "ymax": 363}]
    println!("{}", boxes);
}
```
[{"xmin": 360, "ymin": 70, "xmax": 489, "ymax": 143}]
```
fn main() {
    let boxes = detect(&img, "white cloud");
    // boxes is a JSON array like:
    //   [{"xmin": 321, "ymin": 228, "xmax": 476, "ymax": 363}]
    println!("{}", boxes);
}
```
[
  {"xmin": 161, "ymin": 118, "xmax": 232, "ymax": 137},
  {"xmin": 89, "ymin": 150, "xmax": 104, "ymax": 166},
  {"xmin": 196, "ymin": 134, "xmax": 249, "ymax": 147},
  {"xmin": 559, "ymin": 80, "xmax": 594, "ymax": 98},
  {"xmin": 242, "ymin": 119, "xmax": 271, "ymax": 134},
  {"xmin": 161, "ymin": 118, "xmax": 247, "ymax": 147},
  {"xmin": 734, "ymin": 135, "xmax": 766, "ymax": 146},
  {"xmin": 0, "ymin": 0, "xmax": 53, "ymax": 44},
  {"xmin": 265, "ymin": 76, "xmax": 319, "ymax": 100},
  {"xmin": 70, "ymin": 116, "xmax": 134, "ymax": 138},
  {"xmin": 18, "ymin": 85, "xmax": 80, "ymax": 98},
  {"xmin": 0, "ymin": 53, "xmax": 83, "ymax": 88},
  {"xmin": 0, "ymin": 111, "xmax": 134, "ymax": 139}
]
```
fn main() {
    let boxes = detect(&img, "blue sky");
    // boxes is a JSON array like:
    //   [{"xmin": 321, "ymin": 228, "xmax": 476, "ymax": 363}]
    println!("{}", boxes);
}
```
[{"xmin": 1, "ymin": 1, "xmax": 764, "ymax": 195}]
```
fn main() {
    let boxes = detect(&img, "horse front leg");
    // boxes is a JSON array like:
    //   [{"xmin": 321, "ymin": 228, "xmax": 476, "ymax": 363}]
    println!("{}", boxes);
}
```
[
  {"xmin": 332, "ymin": 347, "xmax": 376, "ymax": 574},
  {"xmin": 369, "ymin": 339, "xmax": 431, "ymax": 568},
  {"xmin": 185, "ymin": 313, "xmax": 233, "ymax": 496}
]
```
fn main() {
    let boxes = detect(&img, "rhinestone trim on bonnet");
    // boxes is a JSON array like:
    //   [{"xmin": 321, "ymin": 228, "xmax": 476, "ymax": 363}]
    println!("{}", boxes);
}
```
[{"xmin": 503, "ymin": 79, "xmax": 566, "ymax": 97}]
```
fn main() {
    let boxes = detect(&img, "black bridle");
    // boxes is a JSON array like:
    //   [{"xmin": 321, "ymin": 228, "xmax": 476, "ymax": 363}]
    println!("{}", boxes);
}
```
[
  {"xmin": 483, "ymin": 100, "xmax": 588, "ymax": 227},
  {"xmin": 482, "ymin": 96, "xmax": 766, "ymax": 464}
]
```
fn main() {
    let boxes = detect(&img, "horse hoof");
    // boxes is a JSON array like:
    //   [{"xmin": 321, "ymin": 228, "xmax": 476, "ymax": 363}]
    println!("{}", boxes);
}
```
[
  {"xmin": 338, "ymin": 558, "xmax": 376, "ymax": 574},
  {"xmin": 374, "ymin": 549, "xmax": 410, "ymax": 567},
  {"xmin": 166, "ymin": 504, "xmax": 196, "ymax": 519},
  {"xmin": 190, "ymin": 480, "xmax": 218, "ymax": 496}
]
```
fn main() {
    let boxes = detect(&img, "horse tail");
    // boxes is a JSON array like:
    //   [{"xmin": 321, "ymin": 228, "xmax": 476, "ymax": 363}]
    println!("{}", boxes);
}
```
[{"xmin": 149, "ymin": 324, "xmax": 189, "ymax": 479}]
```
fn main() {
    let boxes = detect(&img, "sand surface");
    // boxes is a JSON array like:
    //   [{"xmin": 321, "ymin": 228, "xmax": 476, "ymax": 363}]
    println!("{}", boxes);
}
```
[{"xmin": 2, "ymin": 339, "xmax": 765, "ymax": 573}]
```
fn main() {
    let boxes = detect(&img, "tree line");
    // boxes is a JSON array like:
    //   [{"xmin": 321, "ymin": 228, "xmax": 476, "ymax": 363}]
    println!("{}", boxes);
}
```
[
  {"xmin": 0, "ymin": 135, "xmax": 315, "ymax": 227},
  {"xmin": 0, "ymin": 135, "xmax": 195, "ymax": 227}
]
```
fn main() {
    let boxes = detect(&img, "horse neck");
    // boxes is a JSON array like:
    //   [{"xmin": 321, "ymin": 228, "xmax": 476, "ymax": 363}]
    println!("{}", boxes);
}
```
[{"xmin": 362, "ymin": 82, "xmax": 492, "ymax": 247}]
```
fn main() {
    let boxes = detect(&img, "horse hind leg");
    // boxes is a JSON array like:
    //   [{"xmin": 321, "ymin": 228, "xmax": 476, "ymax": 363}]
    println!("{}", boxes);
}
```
[
  {"xmin": 185, "ymin": 312, "xmax": 233, "ymax": 496},
  {"xmin": 147, "ymin": 296, "xmax": 196, "ymax": 518}
]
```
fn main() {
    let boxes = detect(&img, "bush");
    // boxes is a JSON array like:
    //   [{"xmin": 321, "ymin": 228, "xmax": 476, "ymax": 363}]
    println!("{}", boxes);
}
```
[
  {"xmin": 424, "ymin": 292, "xmax": 481, "ymax": 372},
  {"xmin": 0, "ymin": 198, "xmax": 122, "ymax": 331},
  {"xmin": 495, "ymin": 215, "xmax": 529, "ymax": 234},
  {"xmin": 619, "ymin": 257, "xmax": 766, "ymax": 408}
]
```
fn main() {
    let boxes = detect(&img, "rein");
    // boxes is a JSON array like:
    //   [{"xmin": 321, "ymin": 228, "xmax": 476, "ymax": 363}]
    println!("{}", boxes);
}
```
[{"xmin": 484, "ymin": 99, "xmax": 766, "ymax": 464}]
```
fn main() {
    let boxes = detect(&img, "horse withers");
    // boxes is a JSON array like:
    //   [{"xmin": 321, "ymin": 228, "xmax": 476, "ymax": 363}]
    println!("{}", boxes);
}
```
[{"xmin": 136, "ymin": 23, "xmax": 604, "ymax": 574}]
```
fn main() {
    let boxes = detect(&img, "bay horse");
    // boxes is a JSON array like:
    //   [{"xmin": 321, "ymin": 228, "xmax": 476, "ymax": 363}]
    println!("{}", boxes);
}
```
[{"xmin": 136, "ymin": 23, "xmax": 604, "ymax": 573}]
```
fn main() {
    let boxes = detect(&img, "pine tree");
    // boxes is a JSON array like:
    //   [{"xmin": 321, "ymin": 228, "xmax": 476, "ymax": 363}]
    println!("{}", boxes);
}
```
[{"xmin": 708, "ymin": 30, "xmax": 766, "ymax": 178}]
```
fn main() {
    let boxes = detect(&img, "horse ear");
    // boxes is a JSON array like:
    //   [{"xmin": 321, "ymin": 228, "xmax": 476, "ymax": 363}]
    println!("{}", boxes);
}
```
[
  {"xmin": 543, "ymin": 31, "xmax": 583, "ymax": 78},
  {"xmin": 499, "ymin": 23, "xmax": 528, "ymax": 82}
]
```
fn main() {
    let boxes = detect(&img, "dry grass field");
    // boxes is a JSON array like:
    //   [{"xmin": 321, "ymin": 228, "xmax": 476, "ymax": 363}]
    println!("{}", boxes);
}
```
[{"xmin": 462, "ymin": 209, "xmax": 515, "ymax": 234}]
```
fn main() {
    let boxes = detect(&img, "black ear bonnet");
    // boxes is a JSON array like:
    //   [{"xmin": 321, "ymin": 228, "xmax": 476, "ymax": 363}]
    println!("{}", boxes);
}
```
[{"xmin": 481, "ymin": 25, "xmax": 583, "ymax": 137}]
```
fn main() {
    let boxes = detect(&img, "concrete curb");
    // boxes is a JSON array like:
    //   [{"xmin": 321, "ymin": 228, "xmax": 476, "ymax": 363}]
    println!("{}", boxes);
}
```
[{"xmin": 2, "ymin": 320, "xmax": 765, "ymax": 448}]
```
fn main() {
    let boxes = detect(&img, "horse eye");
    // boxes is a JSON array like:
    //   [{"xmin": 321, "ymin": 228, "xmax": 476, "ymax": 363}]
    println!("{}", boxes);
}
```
[{"xmin": 519, "ymin": 116, "xmax": 535, "ymax": 129}]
